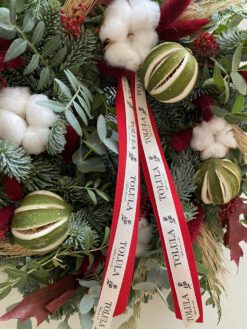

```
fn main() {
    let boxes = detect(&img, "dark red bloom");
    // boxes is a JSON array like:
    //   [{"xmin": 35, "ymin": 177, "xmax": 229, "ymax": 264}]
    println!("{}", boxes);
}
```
[
  {"xmin": 192, "ymin": 32, "xmax": 219, "ymax": 61},
  {"xmin": 170, "ymin": 128, "xmax": 193, "ymax": 152},
  {"xmin": 0, "ymin": 38, "xmax": 23, "ymax": 72},
  {"xmin": 60, "ymin": 3, "xmax": 88, "ymax": 38},
  {"xmin": 0, "ymin": 206, "xmax": 15, "ymax": 238},
  {"xmin": 2, "ymin": 177, "xmax": 24, "ymax": 201},
  {"xmin": 157, "ymin": 0, "xmax": 209, "ymax": 41},
  {"xmin": 194, "ymin": 94, "xmax": 214, "ymax": 122},
  {"xmin": 97, "ymin": 61, "xmax": 133, "ymax": 80},
  {"xmin": 62, "ymin": 125, "xmax": 80, "ymax": 164}
]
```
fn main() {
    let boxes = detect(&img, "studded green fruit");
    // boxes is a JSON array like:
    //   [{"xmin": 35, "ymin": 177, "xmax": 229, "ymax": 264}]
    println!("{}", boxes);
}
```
[
  {"xmin": 140, "ymin": 42, "xmax": 198, "ymax": 103},
  {"xmin": 11, "ymin": 191, "xmax": 72, "ymax": 253},
  {"xmin": 195, "ymin": 159, "xmax": 241, "ymax": 205}
]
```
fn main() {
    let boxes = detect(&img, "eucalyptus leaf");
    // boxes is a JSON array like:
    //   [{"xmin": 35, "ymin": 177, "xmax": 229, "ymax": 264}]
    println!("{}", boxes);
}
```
[
  {"xmin": 103, "ymin": 138, "xmax": 119, "ymax": 154},
  {"xmin": 37, "ymin": 100, "xmax": 65, "ymax": 113},
  {"xmin": 73, "ymin": 101, "xmax": 88, "ymax": 126},
  {"xmin": 77, "ymin": 95, "xmax": 91, "ymax": 118},
  {"xmin": 89, "ymin": 285, "xmax": 101, "ymax": 297},
  {"xmin": 55, "ymin": 78, "xmax": 72, "ymax": 99},
  {"xmin": 95, "ymin": 189, "xmax": 109, "ymax": 201},
  {"xmin": 64, "ymin": 70, "xmax": 80, "ymax": 92},
  {"xmin": 57, "ymin": 321, "xmax": 71, "ymax": 329},
  {"xmin": 84, "ymin": 133, "xmax": 106, "ymax": 155},
  {"xmin": 65, "ymin": 110, "xmax": 82, "ymax": 136},
  {"xmin": 232, "ymin": 43, "xmax": 243, "ymax": 72},
  {"xmin": 231, "ymin": 72, "xmax": 247, "ymax": 95},
  {"xmin": 22, "ymin": 14, "xmax": 34, "ymax": 32},
  {"xmin": 101, "ymin": 227, "xmax": 110, "ymax": 246},
  {"xmin": 79, "ymin": 294, "xmax": 95, "ymax": 315},
  {"xmin": 79, "ymin": 280, "xmax": 99, "ymax": 288},
  {"xmin": 79, "ymin": 313, "xmax": 93, "ymax": 329},
  {"xmin": 17, "ymin": 319, "xmax": 32, "ymax": 329},
  {"xmin": 87, "ymin": 190, "xmax": 97, "ymax": 205},
  {"xmin": 97, "ymin": 115, "xmax": 107, "ymax": 141},
  {"xmin": 0, "ymin": 8, "xmax": 16, "ymax": 39},
  {"xmin": 32, "ymin": 21, "xmax": 45, "ymax": 44},
  {"xmin": 4, "ymin": 38, "xmax": 27, "ymax": 62},
  {"xmin": 24, "ymin": 54, "xmax": 39, "ymax": 75},
  {"xmin": 132, "ymin": 282, "xmax": 157, "ymax": 291}
]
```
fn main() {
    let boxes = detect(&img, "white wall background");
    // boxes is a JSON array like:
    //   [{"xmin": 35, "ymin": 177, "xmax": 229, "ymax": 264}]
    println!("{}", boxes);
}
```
[{"xmin": 0, "ymin": 244, "xmax": 247, "ymax": 329}]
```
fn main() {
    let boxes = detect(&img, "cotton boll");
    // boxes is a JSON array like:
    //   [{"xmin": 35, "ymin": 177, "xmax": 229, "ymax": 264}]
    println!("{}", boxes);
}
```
[
  {"xmin": 129, "ymin": 0, "xmax": 160, "ymax": 31},
  {"xmin": 190, "ymin": 124, "xmax": 214, "ymax": 151},
  {"xmin": 136, "ymin": 217, "xmax": 153, "ymax": 257},
  {"xmin": 0, "ymin": 87, "xmax": 30, "ymax": 117},
  {"xmin": 0, "ymin": 110, "xmax": 27, "ymax": 145},
  {"xmin": 208, "ymin": 116, "xmax": 226, "ymax": 134},
  {"xmin": 22, "ymin": 126, "xmax": 50, "ymax": 154},
  {"xmin": 201, "ymin": 143, "xmax": 228, "ymax": 160},
  {"xmin": 215, "ymin": 129, "xmax": 237, "ymax": 148},
  {"xmin": 100, "ymin": 0, "xmax": 131, "ymax": 42},
  {"xmin": 130, "ymin": 29, "xmax": 158, "ymax": 61},
  {"xmin": 104, "ymin": 41, "xmax": 141, "ymax": 71},
  {"xmin": 26, "ymin": 94, "xmax": 56, "ymax": 128}
]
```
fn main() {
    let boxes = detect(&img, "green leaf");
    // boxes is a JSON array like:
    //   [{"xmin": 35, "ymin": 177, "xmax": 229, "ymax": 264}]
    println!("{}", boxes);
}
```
[
  {"xmin": 232, "ymin": 94, "xmax": 245, "ymax": 113},
  {"xmin": 101, "ymin": 227, "xmax": 110, "ymax": 246},
  {"xmin": 24, "ymin": 54, "xmax": 39, "ymax": 75},
  {"xmin": 95, "ymin": 189, "xmax": 109, "ymax": 201},
  {"xmin": 0, "ymin": 285, "xmax": 11, "ymax": 300},
  {"xmin": 4, "ymin": 38, "xmax": 27, "ymax": 62},
  {"xmin": 84, "ymin": 133, "xmax": 106, "ymax": 155},
  {"xmin": 79, "ymin": 280, "xmax": 99, "ymax": 288},
  {"xmin": 64, "ymin": 70, "xmax": 80, "ymax": 92},
  {"xmin": 0, "ymin": 8, "xmax": 16, "ymax": 39},
  {"xmin": 32, "ymin": 21, "xmax": 45, "ymax": 44},
  {"xmin": 225, "ymin": 113, "xmax": 247, "ymax": 124},
  {"xmin": 77, "ymin": 95, "xmax": 91, "ymax": 118},
  {"xmin": 103, "ymin": 138, "xmax": 118, "ymax": 154},
  {"xmin": 73, "ymin": 101, "xmax": 88, "ymax": 126},
  {"xmin": 55, "ymin": 78, "xmax": 72, "ymax": 99},
  {"xmin": 22, "ymin": 13, "xmax": 34, "ymax": 32},
  {"xmin": 87, "ymin": 190, "xmax": 97, "ymax": 205},
  {"xmin": 5, "ymin": 268, "xmax": 27, "ymax": 279},
  {"xmin": 57, "ymin": 322, "xmax": 71, "ymax": 329},
  {"xmin": 132, "ymin": 282, "xmax": 157, "ymax": 291},
  {"xmin": 94, "ymin": 178, "xmax": 101, "ymax": 188},
  {"xmin": 79, "ymin": 294, "xmax": 95, "ymax": 315},
  {"xmin": 232, "ymin": 43, "xmax": 243, "ymax": 72},
  {"xmin": 231, "ymin": 72, "xmax": 247, "ymax": 95},
  {"xmin": 97, "ymin": 115, "xmax": 107, "ymax": 140},
  {"xmin": 51, "ymin": 47, "xmax": 67, "ymax": 67},
  {"xmin": 210, "ymin": 106, "xmax": 228, "ymax": 117},
  {"xmin": 42, "ymin": 35, "xmax": 60, "ymax": 57},
  {"xmin": 17, "ymin": 319, "xmax": 32, "ymax": 329},
  {"xmin": 79, "ymin": 313, "xmax": 93, "ymax": 329},
  {"xmin": 167, "ymin": 292, "xmax": 174, "ymax": 312},
  {"xmin": 37, "ymin": 67, "xmax": 51, "ymax": 90},
  {"xmin": 89, "ymin": 285, "xmax": 101, "ymax": 298},
  {"xmin": 9, "ymin": 0, "xmax": 16, "ymax": 24},
  {"xmin": 196, "ymin": 262, "xmax": 209, "ymax": 275},
  {"xmin": 65, "ymin": 110, "xmax": 82, "ymax": 136},
  {"xmin": 37, "ymin": 100, "xmax": 65, "ymax": 113},
  {"xmin": 213, "ymin": 66, "xmax": 225, "ymax": 91}
]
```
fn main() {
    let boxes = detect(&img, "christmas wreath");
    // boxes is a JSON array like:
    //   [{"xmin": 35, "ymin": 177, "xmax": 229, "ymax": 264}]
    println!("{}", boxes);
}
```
[{"xmin": 0, "ymin": 0, "xmax": 247, "ymax": 328}]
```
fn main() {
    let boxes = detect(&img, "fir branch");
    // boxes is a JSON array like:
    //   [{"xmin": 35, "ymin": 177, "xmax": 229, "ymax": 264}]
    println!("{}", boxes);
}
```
[
  {"xmin": 0, "ymin": 139, "xmax": 32, "ymax": 182},
  {"xmin": 23, "ymin": 158, "xmax": 62, "ymax": 192},
  {"xmin": 217, "ymin": 28, "xmax": 247, "ymax": 51},
  {"xmin": 65, "ymin": 210, "xmax": 100, "ymax": 250},
  {"xmin": 47, "ymin": 119, "xmax": 67, "ymax": 156},
  {"xmin": 182, "ymin": 202, "xmax": 198, "ymax": 222},
  {"xmin": 171, "ymin": 149, "xmax": 200, "ymax": 202}
]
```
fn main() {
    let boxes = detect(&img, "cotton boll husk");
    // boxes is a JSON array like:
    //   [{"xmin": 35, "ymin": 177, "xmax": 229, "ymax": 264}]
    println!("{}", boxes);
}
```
[
  {"xmin": 22, "ymin": 126, "xmax": 50, "ymax": 154},
  {"xmin": 215, "ymin": 129, "xmax": 237, "ymax": 148},
  {"xmin": 0, "ymin": 87, "xmax": 30, "ymax": 117},
  {"xmin": 26, "ymin": 94, "xmax": 56, "ymax": 128},
  {"xmin": 104, "ymin": 41, "xmax": 141, "ymax": 71},
  {"xmin": 130, "ymin": 29, "xmax": 158, "ymax": 61},
  {"xmin": 100, "ymin": 0, "xmax": 131, "ymax": 42},
  {"xmin": 201, "ymin": 143, "xmax": 228, "ymax": 160},
  {"xmin": 129, "ymin": 0, "xmax": 160, "ymax": 31},
  {"xmin": 208, "ymin": 116, "xmax": 227, "ymax": 134},
  {"xmin": 0, "ymin": 110, "xmax": 27, "ymax": 145},
  {"xmin": 190, "ymin": 124, "xmax": 214, "ymax": 151}
]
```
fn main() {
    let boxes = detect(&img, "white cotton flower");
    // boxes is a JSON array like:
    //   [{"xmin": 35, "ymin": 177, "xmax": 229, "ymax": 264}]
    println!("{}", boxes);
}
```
[
  {"xmin": 130, "ymin": 29, "xmax": 158, "ymax": 61},
  {"xmin": 25, "ymin": 94, "xmax": 56, "ymax": 128},
  {"xmin": 104, "ymin": 41, "xmax": 141, "ymax": 71},
  {"xmin": 207, "ymin": 116, "xmax": 226, "ymax": 134},
  {"xmin": 22, "ymin": 126, "xmax": 50, "ymax": 155},
  {"xmin": 136, "ymin": 217, "xmax": 153, "ymax": 257},
  {"xmin": 190, "ymin": 123, "xmax": 214, "ymax": 151},
  {"xmin": 129, "ymin": 0, "xmax": 161, "ymax": 31},
  {"xmin": 201, "ymin": 143, "xmax": 228, "ymax": 160},
  {"xmin": 0, "ymin": 110, "xmax": 27, "ymax": 145},
  {"xmin": 215, "ymin": 129, "xmax": 238, "ymax": 149},
  {"xmin": 0, "ymin": 87, "xmax": 30, "ymax": 117}
]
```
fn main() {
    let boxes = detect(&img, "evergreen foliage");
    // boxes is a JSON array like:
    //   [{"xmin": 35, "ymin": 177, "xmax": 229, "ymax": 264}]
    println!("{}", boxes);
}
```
[
  {"xmin": 217, "ymin": 28, "xmax": 247, "ymax": 51},
  {"xmin": 47, "ymin": 119, "xmax": 67, "ymax": 156}
]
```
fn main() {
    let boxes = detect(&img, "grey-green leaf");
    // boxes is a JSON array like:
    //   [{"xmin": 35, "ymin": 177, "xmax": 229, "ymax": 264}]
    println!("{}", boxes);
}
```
[
  {"xmin": 17, "ymin": 319, "xmax": 32, "ymax": 329},
  {"xmin": 231, "ymin": 72, "xmax": 247, "ymax": 95},
  {"xmin": 103, "ymin": 138, "xmax": 118, "ymax": 154},
  {"xmin": 65, "ymin": 110, "xmax": 82, "ymax": 136},
  {"xmin": 232, "ymin": 43, "xmax": 243, "ymax": 72},
  {"xmin": 37, "ymin": 67, "xmax": 51, "ymax": 90},
  {"xmin": 73, "ymin": 101, "xmax": 88, "ymax": 126},
  {"xmin": 64, "ymin": 70, "xmax": 80, "ymax": 92},
  {"xmin": 132, "ymin": 282, "xmax": 157, "ymax": 291},
  {"xmin": 79, "ymin": 294, "xmax": 95, "ymax": 315},
  {"xmin": 74, "ymin": 157, "xmax": 106, "ymax": 174},
  {"xmin": 232, "ymin": 94, "xmax": 245, "ymax": 113},
  {"xmin": 97, "ymin": 115, "xmax": 107, "ymax": 141},
  {"xmin": 55, "ymin": 78, "xmax": 72, "ymax": 98},
  {"xmin": 32, "ymin": 21, "xmax": 45, "ymax": 44},
  {"xmin": 87, "ymin": 190, "xmax": 97, "ymax": 205},
  {"xmin": 22, "ymin": 14, "xmax": 35, "ymax": 32},
  {"xmin": 4, "ymin": 38, "xmax": 27, "ymax": 62},
  {"xmin": 79, "ymin": 280, "xmax": 99, "ymax": 288},
  {"xmin": 37, "ymin": 100, "xmax": 65, "ymax": 113},
  {"xmin": 0, "ymin": 285, "xmax": 11, "ymax": 300},
  {"xmin": 57, "ymin": 322, "xmax": 71, "ymax": 329},
  {"xmin": 24, "ymin": 54, "xmax": 39, "ymax": 75},
  {"xmin": 9, "ymin": 0, "xmax": 16, "ymax": 24},
  {"xmin": 0, "ymin": 8, "xmax": 16, "ymax": 40},
  {"xmin": 51, "ymin": 47, "xmax": 67, "ymax": 67},
  {"xmin": 79, "ymin": 313, "xmax": 93, "ymax": 329},
  {"xmin": 42, "ymin": 35, "xmax": 60, "ymax": 57}
]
